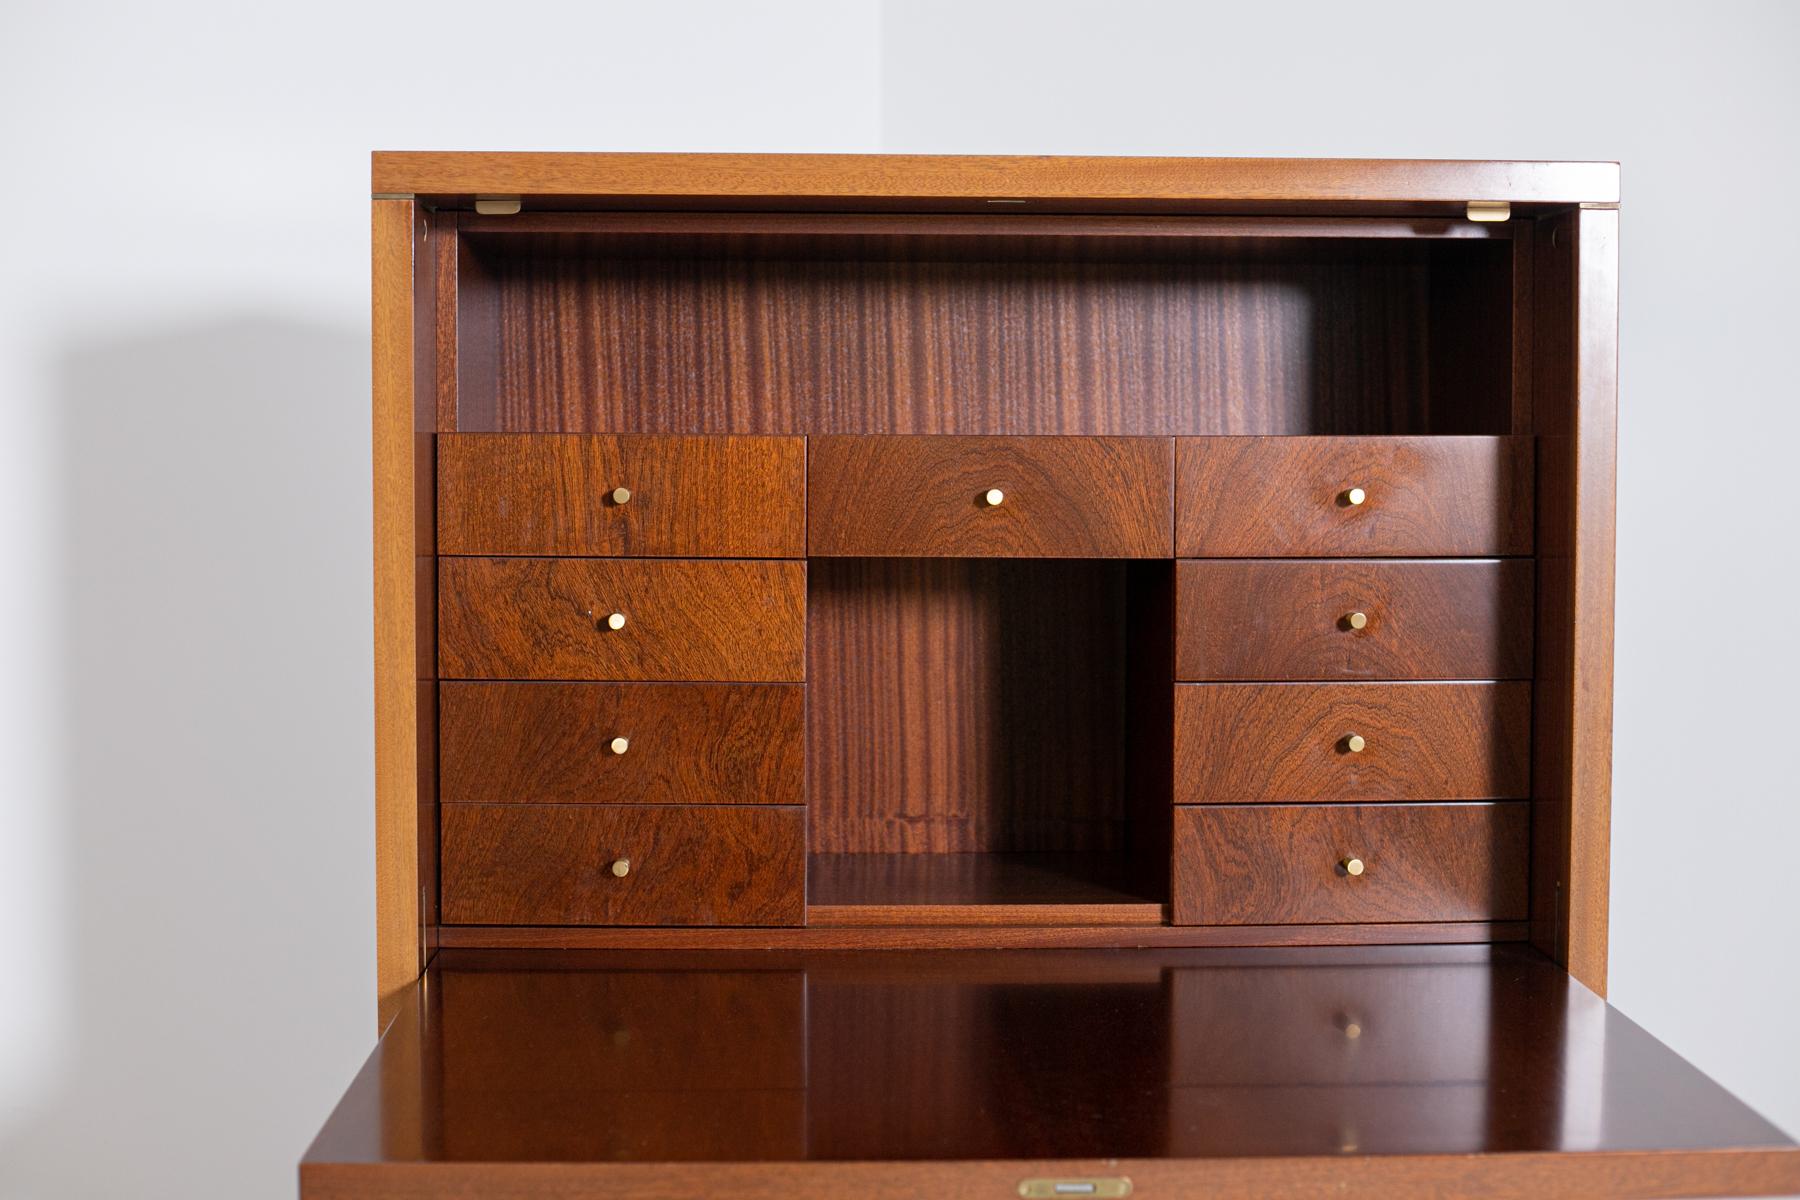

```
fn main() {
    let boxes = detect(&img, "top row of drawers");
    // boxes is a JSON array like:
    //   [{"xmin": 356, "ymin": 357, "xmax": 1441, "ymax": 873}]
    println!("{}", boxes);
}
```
[{"xmin": 439, "ymin": 434, "xmax": 1533, "ymax": 559}]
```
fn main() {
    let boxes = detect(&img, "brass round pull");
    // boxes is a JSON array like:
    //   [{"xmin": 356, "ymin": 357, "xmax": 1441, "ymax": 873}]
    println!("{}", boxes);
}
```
[
  {"xmin": 1344, "ymin": 733, "xmax": 1367, "ymax": 753},
  {"xmin": 1344, "ymin": 611, "xmax": 1368, "ymax": 630},
  {"xmin": 1342, "ymin": 486, "xmax": 1367, "ymax": 506},
  {"xmin": 603, "ymin": 611, "xmax": 627, "ymax": 631},
  {"xmin": 611, "ymin": 486, "xmax": 633, "ymax": 505},
  {"xmin": 982, "ymin": 488, "xmax": 1006, "ymax": 507},
  {"xmin": 610, "ymin": 858, "xmax": 631, "ymax": 878},
  {"xmin": 1341, "ymin": 856, "xmax": 1366, "ymax": 878},
  {"xmin": 608, "ymin": 736, "xmax": 630, "ymax": 756}
]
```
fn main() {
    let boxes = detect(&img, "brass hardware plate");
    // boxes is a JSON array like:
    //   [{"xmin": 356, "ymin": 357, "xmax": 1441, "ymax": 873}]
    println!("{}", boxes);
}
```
[
  {"xmin": 1466, "ymin": 200, "xmax": 1512, "ymax": 222},
  {"xmin": 1019, "ymin": 1180, "xmax": 1132, "ymax": 1199},
  {"xmin": 475, "ymin": 194, "xmax": 522, "ymax": 215}
]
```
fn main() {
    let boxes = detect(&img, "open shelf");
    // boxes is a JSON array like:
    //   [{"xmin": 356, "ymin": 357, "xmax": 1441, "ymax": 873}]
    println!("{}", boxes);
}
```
[{"xmin": 808, "ymin": 852, "xmax": 1167, "ymax": 926}]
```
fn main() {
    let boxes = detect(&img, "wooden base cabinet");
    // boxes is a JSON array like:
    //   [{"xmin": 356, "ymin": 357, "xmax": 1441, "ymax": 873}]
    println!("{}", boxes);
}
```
[{"xmin": 303, "ymin": 153, "xmax": 1800, "ymax": 1198}]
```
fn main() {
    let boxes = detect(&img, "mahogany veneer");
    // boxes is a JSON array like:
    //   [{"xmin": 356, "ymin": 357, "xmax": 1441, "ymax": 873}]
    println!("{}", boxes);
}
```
[{"xmin": 327, "ymin": 154, "xmax": 1800, "ymax": 1199}]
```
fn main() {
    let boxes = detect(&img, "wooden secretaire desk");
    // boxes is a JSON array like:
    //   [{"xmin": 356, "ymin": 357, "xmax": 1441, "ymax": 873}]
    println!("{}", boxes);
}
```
[{"xmin": 301, "ymin": 154, "xmax": 1800, "ymax": 1198}]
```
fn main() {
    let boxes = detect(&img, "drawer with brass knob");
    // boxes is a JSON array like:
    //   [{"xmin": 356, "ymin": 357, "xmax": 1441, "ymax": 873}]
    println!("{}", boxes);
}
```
[
  {"xmin": 1174, "ymin": 682, "xmax": 1529, "ymax": 803},
  {"xmin": 437, "ymin": 433, "xmax": 806, "ymax": 557},
  {"xmin": 439, "ymin": 682, "xmax": 804, "ymax": 807},
  {"xmin": 438, "ymin": 557, "xmax": 806, "ymax": 682},
  {"xmin": 441, "ymin": 804, "xmax": 805, "ymax": 926},
  {"xmin": 807, "ymin": 434, "xmax": 1172, "ymax": 557},
  {"xmin": 1175, "ymin": 559, "xmax": 1534, "ymax": 681},
  {"xmin": 1175, "ymin": 435, "xmax": 1533, "ymax": 557},
  {"xmin": 1172, "ymin": 802, "xmax": 1529, "ymax": 926}
]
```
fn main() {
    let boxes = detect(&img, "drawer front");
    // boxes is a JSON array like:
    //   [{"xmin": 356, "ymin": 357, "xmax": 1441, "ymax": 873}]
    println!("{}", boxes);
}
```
[
  {"xmin": 808, "ymin": 435, "xmax": 1172, "ymax": 557},
  {"xmin": 1172, "ymin": 803, "xmax": 1529, "ymax": 925},
  {"xmin": 1175, "ymin": 682, "xmax": 1529, "ymax": 802},
  {"xmin": 1176, "ymin": 436, "xmax": 1533, "ymax": 557},
  {"xmin": 439, "ymin": 557, "xmax": 806, "ymax": 682},
  {"xmin": 438, "ymin": 433, "xmax": 806, "ymax": 557},
  {"xmin": 441, "ymin": 682, "xmax": 804, "ymax": 806},
  {"xmin": 441, "ymin": 804, "xmax": 805, "ymax": 926},
  {"xmin": 1175, "ymin": 559, "xmax": 1533, "ymax": 681}
]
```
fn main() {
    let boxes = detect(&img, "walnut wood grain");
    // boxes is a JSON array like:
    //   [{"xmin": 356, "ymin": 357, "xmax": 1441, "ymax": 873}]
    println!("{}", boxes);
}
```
[
  {"xmin": 441, "ymin": 804, "xmax": 804, "ymax": 926},
  {"xmin": 438, "ymin": 433, "xmax": 805, "ymax": 557},
  {"xmin": 440, "ymin": 682, "xmax": 803, "ymax": 806},
  {"xmin": 438, "ymin": 557, "xmax": 805, "ymax": 682},
  {"xmin": 373, "ymin": 152, "xmax": 1621, "ymax": 207},
  {"xmin": 1175, "ymin": 558, "xmax": 1533, "ymax": 680},
  {"xmin": 1174, "ymin": 682, "xmax": 1530, "ymax": 803},
  {"xmin": 808, "ymin": 435, "xmax": 1171, "ymax": 557},
  {"xmin": 1173, "ymin": 803, "xmax": 1529, "ymax": 925},
  {"xmin": 806, "ymin": 558, "xmax": 1130, "ymax": 854},
  {"xmin": 460, "ymin": 240, "xmax": 1470, "ymax": 436},
  {"xmin": 1175, "ymin": 435, "xmax": 1533, "ymax": 556}
]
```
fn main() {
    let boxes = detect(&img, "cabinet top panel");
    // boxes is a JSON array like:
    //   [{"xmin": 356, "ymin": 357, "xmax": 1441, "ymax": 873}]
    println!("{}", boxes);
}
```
[{"xmin": 372, "ymin": 153, "xmax": 1619, "ymax": 213}]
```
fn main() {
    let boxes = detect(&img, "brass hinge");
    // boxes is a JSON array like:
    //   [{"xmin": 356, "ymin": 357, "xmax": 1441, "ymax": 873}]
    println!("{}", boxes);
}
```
[
  {"xmin": 474, "ymin": 194, "xmax": 522, "ymax": 215},
  {"xmin": 1019, "ymin": 1181, "xmax": 1132, "ymax": 1198},
  {"xmin": 1466, "ymin": 200, "xmax": 1512, "ymax": 223}
]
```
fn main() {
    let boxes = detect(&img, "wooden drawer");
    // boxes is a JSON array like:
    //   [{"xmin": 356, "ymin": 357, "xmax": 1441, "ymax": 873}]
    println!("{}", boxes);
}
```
[
  {"xmin": 439, "ymin": 557, "xmax": 806, "ymax": 682},
  {"xmin": 1176, "ymin": 436, "xmax": 1533, "ymax": 556},
  {"xmin": 438, "ymin": 433, "xmax": 806, "ymax": 557},
  {"xmin": 807, "ymin": 435, "xmax": 1171, "ymax": 557},
  {"xmin": 441, "ymin": 682, "xmax": 804, "ymax": 806},
  {"xmin": 441, "ymin": 804, "xmax": 805, "ymax": 926},
  {"xmin": 1174, "ymin": 682, "xmax": 1530, "ymax": 802},
  {"xmin": 1172, "ymin": 803, "xmax": 1529, "ymax": 925},
  {"xmin": 1175, "ymin": 559, "xmax": 1533, "ymax": 680}
]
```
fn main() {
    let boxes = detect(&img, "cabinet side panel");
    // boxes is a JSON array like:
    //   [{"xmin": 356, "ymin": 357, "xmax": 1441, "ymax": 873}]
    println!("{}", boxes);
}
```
[
  {"xmin": 374, "ymin": 199, "xmax": 425, "ymax": 1029},
  {"xmin": 1530, "ymin": 209, "xmax": 1618, "ymax": 993}
]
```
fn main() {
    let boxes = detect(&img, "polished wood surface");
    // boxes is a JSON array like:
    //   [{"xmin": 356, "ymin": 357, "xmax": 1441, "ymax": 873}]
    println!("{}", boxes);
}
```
[
  {"xmin": 1175, "ymin": 435, "xmax": 1533, "ymax": 556},
  {"xmin": 1175, "ymin": 558, "xmax": 1533, "ymax": 680},
  {"xmin": 305, "ymin": 945, "xmax": 1798, "ymax": 1199},
  {"xmin": 371, "ymin": 198, "xmax": 423, "ymax": 1031},
  {"xmin": 458, "ymin": 234, "xmax": 1501, "ymax": 437},
  {"xmin": 438, "ymin": 433, "xmax": 806, "ymax": 557},
  {"xmin": 807, "ymin": 852, "xmax": 1163, "ymax": 926},
  {"xmin": 441, "ymin": 804, "xmax": 804, "ymax": 926},
  {"xmin": 1174, "ymin": 682, "xmax": 1530, "ymax": 802},
  {"xmin": 1173, "ymin": 803, "xmax": 1529, "ymax": 925},
  {"xmin": 439, "ymin": 557, "xmax": 806, "ymax": 682},
  {"xmin": 440, "ymin": 682, "xmax": 804, "ymax": 806},
  {"xmin": 1530, "ymin": 208, "xmax": 1619, "ymax": 993},
  {"xmin": 806, "ymin": 558, "xmax": 1138, "ymax": 853},
  {"xmin": 373, "ymin": 152, "xmax": 1622, "ymax": 208},
  {"xmin": 808, "ymin": 435, "xmax": 1171, "ymax": 557}
]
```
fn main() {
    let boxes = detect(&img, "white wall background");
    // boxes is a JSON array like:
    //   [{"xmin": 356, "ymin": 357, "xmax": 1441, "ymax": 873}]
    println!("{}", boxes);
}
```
[{"xmin": 0, "ymin": 2, "xmax": 1794, "ymax": 1195}]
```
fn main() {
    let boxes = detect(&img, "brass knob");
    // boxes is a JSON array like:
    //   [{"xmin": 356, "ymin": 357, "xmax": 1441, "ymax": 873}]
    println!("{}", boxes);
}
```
[
  {"xmin": 1343, "ymin": 486, "xmax": 1367, "ymax": 506},
  {"xmin": 1335, "ymin": 1012, "xmax": 1364, "ymax": 1039},
  {"xmin": 982, "ymin": 488, "xmax": 1006, "ymax": 507},
  {"xmin": 1341, "ymin": 856, "xmax": 1366, "ymax": 877},
  {"xmin": 611, "ymin": 486, "xmax": 632, "ymax": 505},
  {"xmin": 1344, "ymin": 611, "xmax": 1368, "ymax": 630},
  {"xmin": 610, "ymin": 858, "xmax": 631, "ymax": 878},
  {"xmin": 603, "ymin": 611, "xmax": 627, "ymax": 631},
  {"xmin": 608, "ymin": 736, "xmax": 629, "ymax": 755},
  {"xmin": 1344, "ymin": 733, "xmax": 1366, "ymax": 753}
]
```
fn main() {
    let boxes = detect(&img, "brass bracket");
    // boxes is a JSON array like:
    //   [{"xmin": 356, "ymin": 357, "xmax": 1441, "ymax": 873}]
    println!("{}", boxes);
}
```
[
  {"xmin": 1019, "ymin": 1180, "xmax": 1133, "ymax": 1198},
  {"xmin": 1466, "ymin": 200, "xmax": 1512, "ymax": 223},
  {"xmin": 474, "ymin": 194, "xmax": 522, "ymax": 215}
]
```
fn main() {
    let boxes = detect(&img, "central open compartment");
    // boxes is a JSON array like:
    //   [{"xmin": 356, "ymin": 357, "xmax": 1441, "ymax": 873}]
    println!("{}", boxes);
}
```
[{"xmin": 806, "ymin": 558, "xmax": 1174, "ymax": 924}]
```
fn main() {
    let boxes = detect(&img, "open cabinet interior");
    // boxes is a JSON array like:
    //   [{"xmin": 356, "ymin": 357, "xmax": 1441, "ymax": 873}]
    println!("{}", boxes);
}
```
[{"xmin": 312, "ymin": 154, "xmax": 1800, "ymax": 1198}]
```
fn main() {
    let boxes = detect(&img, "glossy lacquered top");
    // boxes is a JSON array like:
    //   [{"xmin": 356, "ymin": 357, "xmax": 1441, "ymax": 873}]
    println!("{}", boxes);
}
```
[{"xmin": 306, "ymin": 944, "xmax": 1793, "ymax": 1168}]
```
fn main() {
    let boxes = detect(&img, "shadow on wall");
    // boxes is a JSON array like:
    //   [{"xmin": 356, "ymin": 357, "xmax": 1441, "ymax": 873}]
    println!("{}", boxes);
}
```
[{"xmin": 0, "ymin": 319, "xmax": 373, "ymax": 1200}]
